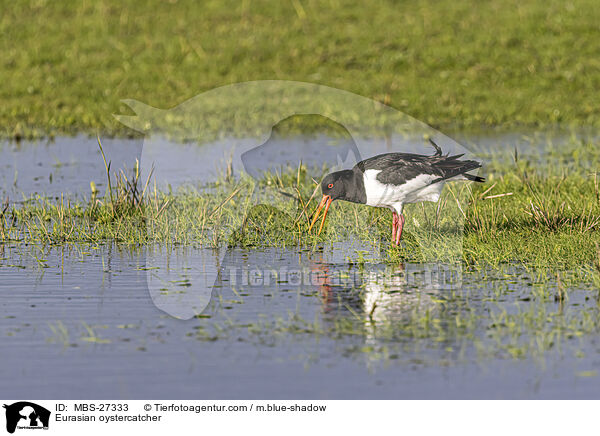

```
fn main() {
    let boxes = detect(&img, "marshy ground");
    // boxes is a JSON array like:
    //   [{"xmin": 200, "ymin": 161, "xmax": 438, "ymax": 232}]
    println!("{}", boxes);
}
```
[{"xmin": 1, "ymin": 130, "xmax": 599, "ymax": 398}]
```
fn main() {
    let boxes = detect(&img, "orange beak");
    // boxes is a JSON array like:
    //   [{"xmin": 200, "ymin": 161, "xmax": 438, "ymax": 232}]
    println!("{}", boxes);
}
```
[{"xmin": 308, "ymin": 195, "xmax": 332, "ymax": 235}]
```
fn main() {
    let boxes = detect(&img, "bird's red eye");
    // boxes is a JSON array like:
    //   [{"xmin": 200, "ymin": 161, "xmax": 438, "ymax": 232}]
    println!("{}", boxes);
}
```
[{"xmin": 328, "ymin": 183, "xmax": 334, "ymax": 189}]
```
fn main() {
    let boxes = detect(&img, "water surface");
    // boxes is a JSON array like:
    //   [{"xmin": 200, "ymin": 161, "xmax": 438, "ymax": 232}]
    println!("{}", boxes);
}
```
[{"xmin": 1, "ymin": 242, "xmax": 599, "ymax": 399}]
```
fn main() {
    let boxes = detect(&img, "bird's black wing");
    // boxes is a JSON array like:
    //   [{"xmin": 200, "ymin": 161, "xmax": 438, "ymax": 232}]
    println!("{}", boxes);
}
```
[
  {"xmin": 354, "ymin": 153, "xmax": 440, "ymax": 185},
  {"xmin": 354, "ymin": 152, "xmax": 483, "ymax": 185}
]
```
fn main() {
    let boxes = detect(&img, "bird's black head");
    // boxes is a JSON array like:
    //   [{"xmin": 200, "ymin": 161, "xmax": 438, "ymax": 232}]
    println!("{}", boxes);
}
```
[
  {"xmin": 320, "ymin": 170, "xmax": 355, "ymax": 201},
  {"xmin": 310, "ymin": 169, "xmax": 362, "ymax": 235}
]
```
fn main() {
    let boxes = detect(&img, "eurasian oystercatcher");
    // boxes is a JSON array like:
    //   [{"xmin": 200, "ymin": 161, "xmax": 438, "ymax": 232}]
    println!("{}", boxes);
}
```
[{"xmin": 309, "ymin": 139, "xmax": 485, "ymax": 245}]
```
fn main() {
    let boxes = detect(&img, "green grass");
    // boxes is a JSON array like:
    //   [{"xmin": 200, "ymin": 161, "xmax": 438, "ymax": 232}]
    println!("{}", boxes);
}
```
[{"xmin": 1, "ymin": 0, "xmax": 600, "ymax": 139}]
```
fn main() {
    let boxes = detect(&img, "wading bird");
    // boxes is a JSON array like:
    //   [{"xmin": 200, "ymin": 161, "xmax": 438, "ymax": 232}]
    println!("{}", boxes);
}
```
[{"xmin": 308, "ymin": 139, "xmax": 484, "ymax": 245}]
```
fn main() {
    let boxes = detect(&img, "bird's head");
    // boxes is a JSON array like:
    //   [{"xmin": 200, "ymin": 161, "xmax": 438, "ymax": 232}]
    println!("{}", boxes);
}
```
[
  {"xmin": 309, "ymin": 170, "xmax": 354, "ymax": 235},
  {"xmin": 320, "ymin": 170, "xmax": 353, "ymax": 201}
]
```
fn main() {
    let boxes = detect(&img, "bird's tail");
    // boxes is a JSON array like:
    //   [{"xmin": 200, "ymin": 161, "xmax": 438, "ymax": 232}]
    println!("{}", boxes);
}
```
[{"xmin": 427, "ymin": 138, "xmax": 485, "ymax": 183}]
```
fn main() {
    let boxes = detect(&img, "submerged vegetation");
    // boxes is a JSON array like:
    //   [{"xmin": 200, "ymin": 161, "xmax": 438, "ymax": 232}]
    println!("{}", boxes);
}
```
[{"xmin": 6, "ymin": 240, "xmax": 600, "ymax": 364}]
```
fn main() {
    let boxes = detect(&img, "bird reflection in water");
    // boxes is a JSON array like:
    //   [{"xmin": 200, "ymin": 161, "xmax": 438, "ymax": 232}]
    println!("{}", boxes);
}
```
[{"xmin": 309, "ymin": 257, "xmax": 440, "ymax": 326}]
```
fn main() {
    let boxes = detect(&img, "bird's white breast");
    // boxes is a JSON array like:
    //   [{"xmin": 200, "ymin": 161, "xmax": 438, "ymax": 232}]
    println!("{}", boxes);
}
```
[{"xmin": 363, "ymin": 169, "xmax": 444, "ymax": 213}]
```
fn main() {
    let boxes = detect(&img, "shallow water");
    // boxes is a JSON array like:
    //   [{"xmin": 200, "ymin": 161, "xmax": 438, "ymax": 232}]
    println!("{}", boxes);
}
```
[
  {"xmin": 1, "ymin": 242, "xmax": 600, "ymax": 399},
  {"xmin": 1, "ymin": 133, "xmax": 600, "ymax": 399}
]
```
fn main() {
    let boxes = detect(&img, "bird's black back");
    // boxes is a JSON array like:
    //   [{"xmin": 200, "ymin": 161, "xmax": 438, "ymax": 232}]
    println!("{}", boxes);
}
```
[{"xmin": 354, "ymin": 152, "xmax": 482, "ymax": 186}]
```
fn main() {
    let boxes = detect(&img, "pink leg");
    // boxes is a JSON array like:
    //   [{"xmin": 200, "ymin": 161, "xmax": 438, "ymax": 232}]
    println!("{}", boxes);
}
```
[
  {"xmin": 391, "ymin": 211, "xmax": 398, "ymax": 242},
  {"xmin": 394, "ymin": 214, "xmax": 405, "ymax": 245}
]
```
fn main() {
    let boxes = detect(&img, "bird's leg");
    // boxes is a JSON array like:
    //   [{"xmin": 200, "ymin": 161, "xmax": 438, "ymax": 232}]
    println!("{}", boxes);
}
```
[
  {"xmin": 391, "ymin": 211, "xmax": 398, "ymax": 242},
  {"xmin": 394, "ymin": 214, "xmax": 405, "ymax": 246}
]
